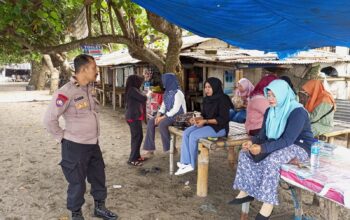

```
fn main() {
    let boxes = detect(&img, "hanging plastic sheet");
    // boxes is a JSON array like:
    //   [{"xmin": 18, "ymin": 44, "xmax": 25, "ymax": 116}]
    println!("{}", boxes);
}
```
[{"xmin": 133, "ymin": 0, "xmax": 350, "ymax": 58}]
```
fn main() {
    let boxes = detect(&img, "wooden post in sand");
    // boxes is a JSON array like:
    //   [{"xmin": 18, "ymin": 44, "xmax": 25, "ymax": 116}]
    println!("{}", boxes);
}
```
[
  {"xmin": 227, "ymin": 146, "xmax": 237, "ymax": 169},
  {"xmin": 101, "ymin": 70, "xmax": 106, "ymax": 106},
  {"xmin": 324, "ymin": 199, "xmax": 339, "ymax": 220},
  {"xmin": 112, "ymin": 70, "xmax": 116, "ymax": 110},
  {"xmin": 169, "ymin": 133, "xmax": 176, "ymax": 175},
  {"xmin": 197, "ymin": 143, "xmax": 209, "ymax": 197}
]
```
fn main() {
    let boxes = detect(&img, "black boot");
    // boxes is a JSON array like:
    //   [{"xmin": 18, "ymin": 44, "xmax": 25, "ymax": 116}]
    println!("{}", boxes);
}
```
[
  {"xmin": 71, "ymin": 209, "xmax": 84, "ymax": 220},
  {"xmin": 94, "ymin": 200, "xmax": 118, "ymax": 220}
]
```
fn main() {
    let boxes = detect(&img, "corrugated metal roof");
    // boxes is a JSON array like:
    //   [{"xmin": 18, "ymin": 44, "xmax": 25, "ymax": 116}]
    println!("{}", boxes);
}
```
[
  {"xmin": 181, "ymin": 35, "xmax": 210, "ymax": 49},
  {"xmin": 180, "ymin": 49, "xmax": 350, "ymax": 65},
  {"xmin": 97, "ymin": 36, "xmax": 350, "ymax": 67},
  {"xmin": 96, "ymin": 36, "xmax": 211, "ymax": 66},
  {"xmin": 96, "ymin": 49, "xmax": 141, "ymax": 66}
]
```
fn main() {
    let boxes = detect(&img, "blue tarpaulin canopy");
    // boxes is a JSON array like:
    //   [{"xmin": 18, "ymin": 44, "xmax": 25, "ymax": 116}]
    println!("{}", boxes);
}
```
[{"xmin": 132, "ymin": 0, "xmax": 350, "ymax": 58}]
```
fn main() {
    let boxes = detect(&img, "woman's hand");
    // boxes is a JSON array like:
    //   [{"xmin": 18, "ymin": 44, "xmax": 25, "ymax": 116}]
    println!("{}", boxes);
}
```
[
  {"xmin": 155, "ymin": 115, "xmax": 165, "ymax": 125},
  {"xmin": 289, "ymin": 158, "xmax": 303, "ymax": 168},
  {"xmin": 242, "ymin": 140, "xmax": 252, "ymax": 151},
  {"xmin": 195, "ymin": 118, "xmax": 206, "ymax": 127},
  {"xmin": 249, "ymin": 144, "xmax": 261, "ymax": 155}
]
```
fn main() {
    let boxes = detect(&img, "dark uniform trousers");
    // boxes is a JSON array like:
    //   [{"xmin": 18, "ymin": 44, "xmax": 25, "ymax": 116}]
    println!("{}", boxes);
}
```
[
  {"xmin": 127, "ymin": 120, "xmax": 143, "ymax": 161},
  {"xmin": 60, "ymin": 139, "xmax": 107, "ymax": 211}
]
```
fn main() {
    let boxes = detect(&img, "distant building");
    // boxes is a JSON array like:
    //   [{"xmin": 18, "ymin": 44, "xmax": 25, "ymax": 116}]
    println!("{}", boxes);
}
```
[{"xmin": 0, "ymin": 63, "xmax": 31, "ymax": 81}]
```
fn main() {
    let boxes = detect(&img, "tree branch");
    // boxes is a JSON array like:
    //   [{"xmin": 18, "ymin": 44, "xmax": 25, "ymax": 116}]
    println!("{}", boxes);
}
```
[
  {"xmin": 97, "ymin": 8, "xmax": 105, "ymax": 35},
  {"xmin": 147, "ymin": 11, "xmax": 182, "ymax": 73},
  {"xmin": 108, "ymin": 2, "xmax": 115, "ymax": 35},
  {"xmin": 110, "ymin": 2, "xmax": 130, "ymax": 37},
  {"xmin": 127, "ymin": 42, "xmax": 166, "ymax": 73},
  {"xmin": 37, "ymin": 35, "xmax": 131, "ymax": 54},
  {"xmin": 147, "ymin": 11, "xmax": 180, "ymax": 36},
  {"xmin": 86, "ymin": 5, "xmax": 92, "ymax": 37},
  {"xmin": 11, "ymin": 34, "xmax": 35, "ymax": 51}
]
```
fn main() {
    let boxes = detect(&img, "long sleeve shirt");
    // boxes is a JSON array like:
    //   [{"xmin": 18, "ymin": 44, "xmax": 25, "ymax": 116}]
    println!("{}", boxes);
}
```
[
  {"xmin": 245, "ymin": 94, "xmax": 270, "ymax": 133},
  {"xmin": 125, "ymin": 87, "xmax": 147, "ymax": 121},
  {"xmin": 43, "ymin": 77, "xmax": 100, "ymax": 144},
  {"xmin": 252, "ymin": 107, "xmax": 314, "ymax": 155},
  {"xmin": 159, "ymin": 90, "xmax": 187, "ymax": 117},
  {"xmin": 309, "ymin": 102, "xmax": 334, "ymax": 136}
]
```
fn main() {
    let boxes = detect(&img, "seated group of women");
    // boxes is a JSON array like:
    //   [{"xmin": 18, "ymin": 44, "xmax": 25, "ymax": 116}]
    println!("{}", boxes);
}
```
[
  {"xmin": 125, "ymin": 72, "xmax": 335, "ymax": 220},
  {"xmin": 174, "ymin": 75, "xmax": 335, "ymax": 220}
]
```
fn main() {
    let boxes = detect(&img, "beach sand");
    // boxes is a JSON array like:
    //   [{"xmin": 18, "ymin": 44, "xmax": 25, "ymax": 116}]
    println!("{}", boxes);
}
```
[{"xmin": 0, "ymin": 83, "xmax": 349, "ymax": 220}]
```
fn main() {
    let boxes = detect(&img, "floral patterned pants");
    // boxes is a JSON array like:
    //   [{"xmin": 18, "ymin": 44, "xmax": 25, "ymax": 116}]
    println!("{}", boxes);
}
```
[{"xmin": 233, "ymin": 144, "xmax": 309, "ymax": 205}]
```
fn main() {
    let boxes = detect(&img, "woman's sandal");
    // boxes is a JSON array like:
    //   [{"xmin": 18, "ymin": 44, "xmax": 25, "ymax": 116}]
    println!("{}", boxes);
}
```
[{"xmin": 127, "ymin": 160, "xmax": 143, "ymax": 166}]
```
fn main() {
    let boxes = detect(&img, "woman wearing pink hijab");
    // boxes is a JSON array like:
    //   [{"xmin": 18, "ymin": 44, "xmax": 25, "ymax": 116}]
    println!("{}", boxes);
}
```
[{"xmin": 229, "ymin": 78, "xmax": 254, "ymax": 123}]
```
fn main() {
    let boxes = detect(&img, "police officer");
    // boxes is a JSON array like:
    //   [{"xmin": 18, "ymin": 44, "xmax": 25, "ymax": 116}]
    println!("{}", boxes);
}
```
[{"xmin": 43, "ymin": 54, "xmax": 117, "ymax": 220}]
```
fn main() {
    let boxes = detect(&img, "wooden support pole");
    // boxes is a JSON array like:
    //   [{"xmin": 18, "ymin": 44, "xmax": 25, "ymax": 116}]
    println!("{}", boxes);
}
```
[
  {"xmin": 101, "ymin": 71, "xmax": 106, "ymax": 106},
  {"xmin": 197, "ymin": 143, "xmax": 209, "ymax": 197},
  {"xmin": 169, "ymin": 133, "xmax": 176, "ymax": 175},
  {"xmin": 324, "ymin": 199, "xmax": 339, "ymax": 220},
  {"xmin": 227, "ymin": 146, "xmax": 237, "ymax": 169},
  {"xmin": 347, "ymin": 133, "xmax": 350, "ymax": 148},
  {"xmin": 118, "ymin": 93, "xmax": 122, "ymax": 108},
  {"xmin": 112, "ymin": 70, "xmax": 116, "ymax": 110}
]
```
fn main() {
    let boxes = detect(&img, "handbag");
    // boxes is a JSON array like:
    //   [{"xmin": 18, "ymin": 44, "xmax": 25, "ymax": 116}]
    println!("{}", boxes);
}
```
[{"xmin": 173, "ymin": 112, "xmax": 195, "ymax": 130}]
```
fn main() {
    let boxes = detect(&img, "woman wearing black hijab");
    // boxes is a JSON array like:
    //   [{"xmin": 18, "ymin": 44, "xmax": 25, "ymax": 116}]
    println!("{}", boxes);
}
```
[
  {"xmin": 125, "ymin": 75, "xmax": 147, "ymax": 166},
  {"xmin": 175, "ymin": 77, "xmax": 232, "ymax": 175}
]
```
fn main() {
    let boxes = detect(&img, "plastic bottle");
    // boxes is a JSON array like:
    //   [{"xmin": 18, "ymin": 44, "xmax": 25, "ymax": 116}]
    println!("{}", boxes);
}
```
[{"xmin": 310, "ymin": 140, "xmax": 321, "ymax": 171}]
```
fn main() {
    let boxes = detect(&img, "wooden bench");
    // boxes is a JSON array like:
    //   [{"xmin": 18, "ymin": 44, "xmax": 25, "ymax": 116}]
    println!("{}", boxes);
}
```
[
  {"xmin": 320, "ymin": 99, "xmax": 350, "ymax": 148},
  {"xmin": 240, "ymin": 144, "xmax": 350, "ymax": 220},
  {"xmin": 168, "ymin": 122, "xmax": 250, "ymax": 197}
]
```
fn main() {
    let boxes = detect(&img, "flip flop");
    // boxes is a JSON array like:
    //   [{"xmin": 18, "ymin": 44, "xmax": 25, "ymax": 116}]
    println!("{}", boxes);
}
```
[{"xmin": 127, "ymin": 161, "xmax": 143, "ymax": 166}]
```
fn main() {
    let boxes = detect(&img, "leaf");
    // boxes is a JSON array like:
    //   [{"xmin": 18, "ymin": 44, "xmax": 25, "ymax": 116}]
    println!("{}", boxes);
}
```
[
  {"xmin": 50, "ymin": 11, "xmax": 59, "ymax": 20},
  {"xmin": 101, "ymin": 1, "xmax": 108, "ymax": 9}
]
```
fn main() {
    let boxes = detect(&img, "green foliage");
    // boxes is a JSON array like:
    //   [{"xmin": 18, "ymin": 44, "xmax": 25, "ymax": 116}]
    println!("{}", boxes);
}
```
[
  {"xmin": 0, "ymin": 0, "xmax": 170, "ymax": 63},
  {"xmin": 0, "ymin": 0, "xmax": 82, "ymax": 63},
  {"xmin": 111, "ymin": 0, "xmax": 167, "ymax": 51}
]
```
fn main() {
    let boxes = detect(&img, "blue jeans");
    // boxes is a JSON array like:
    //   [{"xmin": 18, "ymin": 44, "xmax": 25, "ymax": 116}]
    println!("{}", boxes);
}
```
[
  {"xmin": 229, "ymin": 109, "xmax": 246, "ymax": 123},
  {"xmin": 180, "ymin": 125, "xmax": 226, "ymax": 168}
]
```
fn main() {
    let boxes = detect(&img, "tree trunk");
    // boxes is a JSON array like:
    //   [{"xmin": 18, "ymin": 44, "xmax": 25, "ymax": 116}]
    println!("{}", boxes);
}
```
[
  {"xmin": 43, "ymin": 54, "xmax": 59, "ymax": 94},
  {"xmin": 50, "ymin": 53, "xmax": 73, "ymax": 85},
  {"xmin": 28, "ymin": 58, "xmax": 47, "ymax": 90},
  {"xmin": 28, "ymin": 60, "xmax": 40, "ymax": 89}
]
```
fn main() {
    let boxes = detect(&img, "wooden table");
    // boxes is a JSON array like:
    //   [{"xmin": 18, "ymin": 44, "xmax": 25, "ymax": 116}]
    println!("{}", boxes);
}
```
[
  {"xmin": 280, "ymin": 145, "xmax": 350, "ymax": 220},
  {"xmin": 168, "ymin": 122, "xmax": 250, "ymax": 197}
]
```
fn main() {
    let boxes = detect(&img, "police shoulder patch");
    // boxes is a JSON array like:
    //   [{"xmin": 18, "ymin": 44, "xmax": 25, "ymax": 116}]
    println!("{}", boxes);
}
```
[{"xmin": 56, "ymin": 93, "xmax": 68, "ymax": 107}]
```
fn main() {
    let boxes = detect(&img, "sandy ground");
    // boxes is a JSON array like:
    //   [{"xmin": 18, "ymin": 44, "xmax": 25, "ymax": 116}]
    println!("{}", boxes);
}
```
[{"xmin": 0, "ymin": 82, "xmax": 349, "ymax": 220}]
